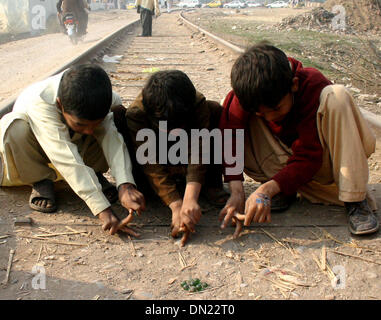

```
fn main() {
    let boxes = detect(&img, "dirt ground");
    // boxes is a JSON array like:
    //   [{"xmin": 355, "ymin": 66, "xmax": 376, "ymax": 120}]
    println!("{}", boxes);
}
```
[
  {"xmin": 0, "ymin": 9, "xmax": 139, "ymax": 104},
  {"xmin": 0, "ymin": 8, "xmax": 381, "ymax": 301}
]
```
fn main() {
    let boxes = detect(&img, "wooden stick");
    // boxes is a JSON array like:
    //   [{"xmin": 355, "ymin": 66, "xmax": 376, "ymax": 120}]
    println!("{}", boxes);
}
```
[
  {"xmin": 328, "ymin": 249, "xmax": 381, "ymax": 266},
  {"xmin": 321, "ymin": 246, "xmax": 327, "ymax": 271},
  {"xmin": 0, "ymin": 235, "xmax": 10, "ymax": 240},
  {"xmin": 178, "ymin": 251, "xmax": 187, "ymax": 268},
  {"xmin": 128, "ymin": 236, "xmax": 137, "ymax": 257},
  {"xmin": 34, "ymin": 231, "xmax": 87, "ymax": 238},
  {"xmin": 17, "ymin": 235, "xmax": 87, "ymax": 246},
  {"xmin": 2, "ymin": 249, "xmax": 15, "ymax": 286},
  {"xmin": 36, "ymin": 245, "xmax": 43, "ymax": 263}
]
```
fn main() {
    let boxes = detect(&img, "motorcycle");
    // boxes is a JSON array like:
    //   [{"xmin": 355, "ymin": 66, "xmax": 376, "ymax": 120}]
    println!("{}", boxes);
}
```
[{"xmin": 63, "ymin": 12, "xmax": 80, "ymax": 45}]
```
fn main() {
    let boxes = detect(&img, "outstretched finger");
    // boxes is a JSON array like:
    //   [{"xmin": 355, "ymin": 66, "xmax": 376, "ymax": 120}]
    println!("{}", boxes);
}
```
[
  {"xmin": 218, "ymin": 205, "xmax": 228, "ymax": 222},
  {"xmin": 118, "ymin": 225, "xmax": 141, "ymax": 238},
  {"xmin": 180, "ymin": 230, "xmax": 190, "ymax": 247},
  {"xmin": 118, "ymin": 212, "xmax": 134, "ymax": 229},
  {"xmin": 221, "ymin": 207, "xmax": 236, "ymax": 229},
  {"xmin": 232, "ymin": 216, "xmax": 243, "ymax": 239}
]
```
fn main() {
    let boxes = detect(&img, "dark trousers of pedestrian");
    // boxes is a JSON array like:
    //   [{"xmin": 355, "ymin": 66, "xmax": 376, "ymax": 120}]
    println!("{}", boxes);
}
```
[{"xmin": 140, "ymin": 8, "xmax": 153, "ymax": 37}]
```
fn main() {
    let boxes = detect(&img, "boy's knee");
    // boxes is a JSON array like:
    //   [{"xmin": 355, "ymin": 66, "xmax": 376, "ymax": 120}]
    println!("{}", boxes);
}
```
[
  {"xmin": 323, "ymin": 84, "xmax": 353, "ymax": 114},
  {"xmin": 5, "ymin": 119, "xmax": 33, "ymax": 143}
]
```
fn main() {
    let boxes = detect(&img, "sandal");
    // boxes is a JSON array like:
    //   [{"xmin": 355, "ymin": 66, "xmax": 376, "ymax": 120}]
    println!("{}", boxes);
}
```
[
  {"xmin": 29, "ymin": 179, "xmax": 57, "ymax": 213},
  {"xmin": 96, "ymin": 173, "xmax": 118, "ymax": 204},
  {"xmin": 202, "ymin": 186, "xmax": 230, "ymax": 208}
]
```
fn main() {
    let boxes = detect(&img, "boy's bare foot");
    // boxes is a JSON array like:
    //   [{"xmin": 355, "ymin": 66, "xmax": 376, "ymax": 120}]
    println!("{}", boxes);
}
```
[{"xmin": 29, "ymin": 179, "xmax": 57, "ymax": 213}]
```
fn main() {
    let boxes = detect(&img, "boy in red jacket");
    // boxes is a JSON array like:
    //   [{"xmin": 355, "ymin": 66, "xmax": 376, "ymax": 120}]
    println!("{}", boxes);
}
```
[{"xmin": 219, "ymin": 43, "xmax": 379, "ymax": 236}]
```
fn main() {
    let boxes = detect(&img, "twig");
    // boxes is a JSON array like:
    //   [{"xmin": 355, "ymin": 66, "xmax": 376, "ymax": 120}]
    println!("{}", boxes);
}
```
[
  {"xmin": 314, "ymin": 226, "xmax": 381, "ymax": 253},
  {"xmin": 0, "ymin": 235, "xmax": 10, "ymax": 240},
  {"xmin": 128, "ymin": 236, "xmax": 137, "ymax": 257},
  {"xmin": 180, "ymin": 263, "xmax": 197, "ymax": 272},
  {"xmin": 260, "ymin": 228, "xmax": 297, "ymax": 257},
  {"xmin": 328, "ymin": 249, "xmax": 381, "ymax": 266},
  {"xmin": 34, "ymin": 231, "xmax": 87, "ymax": 238},
  {"xmin": 36, "ymin": 245, "xmax": 43, "ymax": 263},
  {"xmin": 17, "ymin": 235, "xmax": 87, "ymax": 246},
  {"xmin": 321, "ymin": 246, "xmax": 327, "ymax": 271},
  {"xmin": 178, "ymin": 251, "xmax": 187, "ymax": 268},
  {"xmin": 2, "ymin": 249, "xmax": 15, "ymax": 286}
]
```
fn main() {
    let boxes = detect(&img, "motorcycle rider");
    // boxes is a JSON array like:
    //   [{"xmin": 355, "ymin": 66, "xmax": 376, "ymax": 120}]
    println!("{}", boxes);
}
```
[{"xmin": 56, "ymin": 0, "xmax": 89, "ymax": 37}]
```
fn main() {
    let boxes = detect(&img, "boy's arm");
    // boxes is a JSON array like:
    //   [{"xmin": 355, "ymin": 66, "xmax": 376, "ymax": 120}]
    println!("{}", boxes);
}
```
[{"xmin": 125, "ymin": 105, "xmax": 182, "ymax": 206}]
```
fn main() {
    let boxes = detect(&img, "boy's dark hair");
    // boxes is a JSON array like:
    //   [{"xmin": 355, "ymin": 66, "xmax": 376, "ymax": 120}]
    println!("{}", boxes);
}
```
[
  {"xmin": 142, "ymin": 70, "xmax": 196, "ymax": 129},
  {"xmin": 58, "ymin": 64, "xmax": 112, "ymax": 120},
  {"xmin": 231, "ymin": 42, "xmax": 293, "ymax": 112}
]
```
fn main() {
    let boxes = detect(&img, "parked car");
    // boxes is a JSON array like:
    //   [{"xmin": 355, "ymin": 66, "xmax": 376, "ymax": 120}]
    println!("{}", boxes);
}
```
[
  {"xmin": 126, "ymin": 2, "xmax": 136, "ymax": 9},
  {"xmin": 177, "ymin": 0, "xmax": 202, "ymax": 8},
  {"xmin": 223, "ymin": 0, "xmax": 247, "ymax": 8},
  {"xmin": 246, "ymin": 1, "xmax": 263, "ymax": 7},
  {"xmin": 204, "ymin": 0, "xmax": 223, "ymax": 8},
  {"xmin": 266, "ymin": 1, "xmax": 289, "ymax": 8}
]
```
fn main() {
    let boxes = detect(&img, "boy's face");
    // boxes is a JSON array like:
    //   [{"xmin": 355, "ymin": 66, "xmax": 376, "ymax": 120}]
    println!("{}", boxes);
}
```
[
  {"xmin": 256, "ymin": 77, "xmax": 299, "ymax": 123},
  {"xmin": 57, "ymin": 98, "xmax": 104, "ymax": 135}
]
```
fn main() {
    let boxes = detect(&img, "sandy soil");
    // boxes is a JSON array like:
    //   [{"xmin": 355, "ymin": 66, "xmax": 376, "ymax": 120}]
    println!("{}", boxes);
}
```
[{"xmin": 0, "ymin": 10, "xmax": 138, "ymax": 104}]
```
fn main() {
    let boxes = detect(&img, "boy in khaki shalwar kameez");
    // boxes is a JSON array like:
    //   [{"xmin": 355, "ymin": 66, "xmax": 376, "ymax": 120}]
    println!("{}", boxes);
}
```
[
  {"xmin": 219, "ymin": 43, "xmax": 379, "ymax": 237},
  {"xmin": 0, "ymin": 64, "xmax": 145, "ymax": 236}
]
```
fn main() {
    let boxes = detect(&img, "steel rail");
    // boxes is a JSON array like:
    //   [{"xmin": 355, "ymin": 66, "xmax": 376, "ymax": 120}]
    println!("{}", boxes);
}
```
[
  {"xmin": 0, "ymin": 18, "xmax": 140, "ymax": 118},
  {"xmin": 179, "ymin": 12, "xmax": 381, "ymax": 130}
]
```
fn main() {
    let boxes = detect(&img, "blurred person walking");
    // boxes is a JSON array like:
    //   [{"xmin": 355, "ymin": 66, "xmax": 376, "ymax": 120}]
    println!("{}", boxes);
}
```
[{"xmin": 135, "ymin": 0, "xmax": 160, "ymax": 36}]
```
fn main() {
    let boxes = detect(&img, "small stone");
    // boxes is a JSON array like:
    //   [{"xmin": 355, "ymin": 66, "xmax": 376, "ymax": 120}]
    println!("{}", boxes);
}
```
[
  {"xmin": 240, "ymin": 283, "xmax": 248, "ymax": 288},
  {"xmin": 225, "ymin": 251, "xmax": 234, "ymax": 258},
  {"xmin": 14, "ymin": 217, "xmax": 33, "ymax": 226},
  {"xmin": 137, "ymin": 252, "xmax": 144, "ymax": 257},
  {"xmin": 121, "ymin": 289, "xmax": 133, "ymax": 294},
  {"xmin": 44, "ymin": 255, "xmax": 56, "ymax": 260},
  {"xmin": 248, "ymin": 293, "xmax": 255, "ymax": 297},
  {"xmin": 325, "ymin": 294, "xmax": 335, "ymax": 300}
]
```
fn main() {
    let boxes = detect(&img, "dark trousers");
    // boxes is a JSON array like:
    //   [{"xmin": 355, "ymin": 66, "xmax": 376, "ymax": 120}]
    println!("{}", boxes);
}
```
[{"xmin": 140, "ymin": 8, "xmax": 153, "ymax": 37}]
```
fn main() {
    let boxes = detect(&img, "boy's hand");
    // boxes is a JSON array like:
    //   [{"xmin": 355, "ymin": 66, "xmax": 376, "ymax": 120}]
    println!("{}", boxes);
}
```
[
  {"xmin": 170, "ymin": 200, "xmax": 189, "ymax": 246},
  {"xmin": 118, "ymin": 183, "xmax": 146, "ymax": 216},
  {"xmin": 244, "ymin": 191, "xmax": 271, "ymax": 225},
  {"xmin": 243, "ymin": 180, "xmax": 280, "ymax": 226},
  {"xmin": 219, "ymin": 180, "xmax": 245, "ymax": 238},
  {"xmin": 180, "ymin": 198, "xmax": 202, "ymax": 233},
  {"xmin": 98, "ymin": 208, "xmax": 140, "ymax": 237}
]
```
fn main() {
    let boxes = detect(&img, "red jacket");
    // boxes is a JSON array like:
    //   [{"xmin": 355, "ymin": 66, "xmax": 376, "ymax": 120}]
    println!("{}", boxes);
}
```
[{"xmin": 220, "ymin": 57, "xmax": 332, "ymax": 195}]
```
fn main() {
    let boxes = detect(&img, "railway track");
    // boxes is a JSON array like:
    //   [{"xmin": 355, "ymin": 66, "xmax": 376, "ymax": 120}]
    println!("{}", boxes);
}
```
[{"xmin": 1, "ymin": 10, "xmax": 380, "ymax": 130}]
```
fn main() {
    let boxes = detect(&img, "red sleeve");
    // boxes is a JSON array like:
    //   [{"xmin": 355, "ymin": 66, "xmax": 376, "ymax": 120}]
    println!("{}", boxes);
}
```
[{"xmin": 219, "ymin": 90, "xmax": 250, "ymax": 182}]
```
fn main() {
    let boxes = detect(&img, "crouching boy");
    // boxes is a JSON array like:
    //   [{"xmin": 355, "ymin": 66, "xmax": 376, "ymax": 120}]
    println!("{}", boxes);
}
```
[
  {"xmin": 0, "ymin": 64, "xmax": 145, "ymax": 236},
  {"xmin": 219, "ymin": 43, "xmax": 379, "ymax": 236},
  {"xmin": 112, "ymin": 70, "xmax": 229, "ymax": 246}
]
